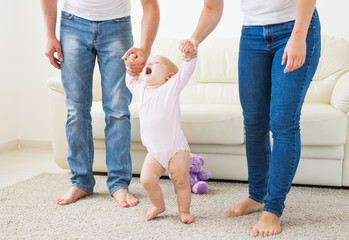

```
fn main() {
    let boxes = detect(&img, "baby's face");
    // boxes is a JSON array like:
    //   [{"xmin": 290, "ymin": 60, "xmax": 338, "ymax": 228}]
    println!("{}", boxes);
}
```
[{"xmin": 143, "ymin": 56, "xmax": 173, "ymax": 86}]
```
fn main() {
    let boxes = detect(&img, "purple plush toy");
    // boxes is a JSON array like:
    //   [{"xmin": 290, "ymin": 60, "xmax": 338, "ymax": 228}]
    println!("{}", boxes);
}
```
[{"xmin": 171, "ymin": 153, "xmax": 210, "ymax": 194}]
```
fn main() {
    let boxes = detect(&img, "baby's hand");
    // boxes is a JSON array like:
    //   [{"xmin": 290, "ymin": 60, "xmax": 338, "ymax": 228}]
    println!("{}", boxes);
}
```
[
  {"xmin": 126, "ymin": 53, "xmax": 137, "ymax": 63},
  {"xmin": 179, "ymin": 39, "xmax": 197, "ymax": 62}
]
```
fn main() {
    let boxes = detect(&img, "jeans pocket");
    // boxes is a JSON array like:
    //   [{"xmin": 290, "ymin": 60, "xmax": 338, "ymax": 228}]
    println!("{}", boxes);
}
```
[
  {"xmin": 61, "ymin": 11, "xmax": 74, "ymax": 20},
  {"xmin": 114, "ymin": 15, "xmax": 131, "ymax": 23}
]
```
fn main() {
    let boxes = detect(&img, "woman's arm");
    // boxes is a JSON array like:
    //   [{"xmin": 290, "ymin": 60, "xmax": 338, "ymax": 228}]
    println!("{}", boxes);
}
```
[
  {"xmin": 180, "ymin": 0, "xmax": 223, "ymax": 59},
  {"xmin": 282, "ymin": 0, "xmax": 317, "ymax": 73}
]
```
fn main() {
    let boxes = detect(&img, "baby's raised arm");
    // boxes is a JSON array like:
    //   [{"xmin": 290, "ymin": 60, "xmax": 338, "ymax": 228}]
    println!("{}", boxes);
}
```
[{"xmin": 174, "ymin": 56, "xmax": 197, "ymax": 92}]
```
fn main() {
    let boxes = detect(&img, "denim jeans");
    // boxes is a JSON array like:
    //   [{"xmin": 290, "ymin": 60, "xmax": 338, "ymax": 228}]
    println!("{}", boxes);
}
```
[
  {"xmin": 238, "ymin": 10, "xmax": 321, "ymax": 217},
  {"xmin": 60, "ymin": 11, "xmax": 133, "ymax": 195}
]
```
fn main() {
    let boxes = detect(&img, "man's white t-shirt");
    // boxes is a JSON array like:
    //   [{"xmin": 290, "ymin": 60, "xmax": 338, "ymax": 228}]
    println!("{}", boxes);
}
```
[
  {"xmin": 241, "ymin": 0, "xmax": 297, "ymax": 26},
  {"xmin": 62, "ymin": 0, "xmax": 131, "ymax": 21}
]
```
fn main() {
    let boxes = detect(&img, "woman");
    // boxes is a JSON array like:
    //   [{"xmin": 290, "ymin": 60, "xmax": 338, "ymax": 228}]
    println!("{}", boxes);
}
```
[{"xmin": 180, "ymin": 0, "xmax": 321, "ymax": 237}]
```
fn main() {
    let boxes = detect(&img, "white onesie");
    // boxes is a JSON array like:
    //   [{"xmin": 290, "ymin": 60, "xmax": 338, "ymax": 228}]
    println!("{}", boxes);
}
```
[{"xmin": 126, "ymin": 58, "xmax": 197, "ymax": 169}]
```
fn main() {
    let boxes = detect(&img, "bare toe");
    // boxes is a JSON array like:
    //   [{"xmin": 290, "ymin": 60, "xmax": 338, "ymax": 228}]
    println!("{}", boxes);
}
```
[
  {"xmin": 112, "ymin": 189, "xmax": 139, "ymax": 208},
  {"xmin": 250, "ymin": 212, "xmax": 281, "ymax": 237},
  {"xmin": 179, "ymin": 212, "xmax": 194, "ymax": 224},
  {"xmin": 250, "ymin": 229, "xmax": 259, "ymax": 237},
  {"xmin": 146, "ymin": 207, "xmax": 165, "ymax": 221},
  {"xmin": 227, "ymin": 198, "xmax": 264, "ymax": 218},
  {"xmin": 55, "ymin": 187, "xmax": 90, "ymax": 206}
]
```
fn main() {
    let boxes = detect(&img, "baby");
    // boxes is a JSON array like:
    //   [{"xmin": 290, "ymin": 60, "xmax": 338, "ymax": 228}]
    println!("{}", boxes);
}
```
[{"xmin": 125, "ymin": 40, "xmax": 197, "ymax": 224}]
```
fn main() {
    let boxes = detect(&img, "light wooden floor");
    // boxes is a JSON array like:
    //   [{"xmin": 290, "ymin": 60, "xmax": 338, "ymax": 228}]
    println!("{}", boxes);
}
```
[{"xmin": 0, "ymin": 147, "xmax": 69, "ymax": 189}]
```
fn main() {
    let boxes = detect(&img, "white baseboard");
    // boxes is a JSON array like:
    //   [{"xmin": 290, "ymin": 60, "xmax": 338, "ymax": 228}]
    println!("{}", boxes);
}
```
[
  {"xmin": 0, "ymin": 140, "xmax": 52, "ymax": 152},
  {"xmin": 0, "ymin": 140, "xmax": 19, "ymax": 152}
]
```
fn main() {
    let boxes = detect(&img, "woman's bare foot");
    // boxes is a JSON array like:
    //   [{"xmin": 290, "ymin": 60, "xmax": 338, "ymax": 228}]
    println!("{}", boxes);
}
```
[
  {"xmin": 250, "ymin": 211, "xmax": 281, "ymax": 237},
  {"xmin": 226, "ymin": 198, "xmax": 264, "ymax": 218},
  {"xmin": 112, "ymin": 189, "xmax": 139, "ymax": 208},
  {"xmin": 179, "ymin": 212, "xmax": 194, "ymax": 224},
  {"xmin": 146, "ymin": 206, "xmax": 166, "ymax": 221},
  {"xmin": 55, "ymin": 187, "xmax": 90, "ymax": 205}
]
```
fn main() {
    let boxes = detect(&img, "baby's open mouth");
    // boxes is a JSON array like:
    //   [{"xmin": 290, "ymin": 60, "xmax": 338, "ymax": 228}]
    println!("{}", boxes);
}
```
[{"xmin": 146, "ymin": 67, "xmax": 152, "ymax": 75}]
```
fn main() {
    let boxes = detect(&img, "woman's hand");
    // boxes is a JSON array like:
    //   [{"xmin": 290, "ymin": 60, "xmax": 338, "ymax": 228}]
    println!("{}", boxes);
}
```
[
  {"xmin": 282, "ymin": 34, "xmax": 307, "ymax": 73},
  {"xmin": 179, "ymin": 39, "xmax": 198, "ymax": 61}
]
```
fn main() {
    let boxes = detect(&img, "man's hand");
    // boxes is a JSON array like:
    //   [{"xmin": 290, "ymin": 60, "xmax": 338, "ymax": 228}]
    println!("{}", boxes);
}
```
[
  {"xmin": 179, "ymin": 39, "xmax": 198, "ymax": 61},
  {"xmin": 45, "ymin": 37, "xmax": 63, "ymax": 69},
  {"xmin": 122, "ymin": 47, "xmax": 150, "ymax": 76}
]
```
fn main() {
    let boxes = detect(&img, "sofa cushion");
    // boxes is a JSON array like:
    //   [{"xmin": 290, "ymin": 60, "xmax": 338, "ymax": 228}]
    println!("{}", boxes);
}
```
[
  {"xmin": 180, "ymin": 104, "xmax": 244, "ymax": 144},
  {"xmin": 92, "ymin": 102, "xmax": 346, "ymax": 147},
  {"xmin": 300, "ymin": 104, "xmax": 347, "ymax": 146},
  {"xmin": 91, "ymin": 102, "xmax": 245, "ymax": 145}
]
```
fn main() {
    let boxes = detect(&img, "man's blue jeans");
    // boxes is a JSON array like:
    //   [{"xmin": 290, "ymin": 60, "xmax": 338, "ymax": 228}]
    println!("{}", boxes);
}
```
[
  {"xmin": 238, "ymin": 11, "xmax": 321, "ymax": 217},
  {"xmin": 60, "ymin": 11, "xmax": 133, "ymax": 195}
]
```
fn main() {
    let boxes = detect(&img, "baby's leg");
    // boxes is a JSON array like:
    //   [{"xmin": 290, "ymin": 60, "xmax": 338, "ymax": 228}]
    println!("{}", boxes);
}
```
[
  {"xmin": 168, "ymin": 150, "xmax": 193, "ymax": 224},
  {"xmin": 140, "ymin": 153, "xmax": 166, "ymax": 221}
]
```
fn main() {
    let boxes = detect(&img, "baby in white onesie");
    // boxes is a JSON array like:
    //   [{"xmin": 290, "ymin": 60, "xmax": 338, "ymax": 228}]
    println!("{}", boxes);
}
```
[{"xmin": 125, "ymin": 40, "xmax": 197, "ymax": 224}]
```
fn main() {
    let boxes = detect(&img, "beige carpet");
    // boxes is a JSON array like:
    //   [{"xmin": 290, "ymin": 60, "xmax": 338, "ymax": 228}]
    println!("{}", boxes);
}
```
[{"xmin": 0, "ymin": 173, "xmax": 349, "ymax": 240}]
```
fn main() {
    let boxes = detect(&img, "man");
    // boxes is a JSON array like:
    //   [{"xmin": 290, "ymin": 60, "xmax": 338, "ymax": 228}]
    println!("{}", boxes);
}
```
[{"xmin": 41, "ymin": 0, "xmax": 159, "ymax": 207}]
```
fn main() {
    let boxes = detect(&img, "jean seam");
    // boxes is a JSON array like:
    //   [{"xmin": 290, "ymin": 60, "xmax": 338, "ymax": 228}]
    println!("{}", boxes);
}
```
[
  {"xmin": 264, "ymin": 208, "xmax": 281, "ymax": 217},
  {"xmin": 109, "ymin": 184, "xmax": 129, "ymax": 195},
  {"xmin": 72, "ymin": 183, "xmax": 93, "ymax": 195},
  {"xmin": 249, "ymin": 196, "xmax": 265, "ymax": 204},
  {"xmin": 86, "ymin": 57, "xmax": 95, "ymax": 182},
  {"xmin": 283, "ymin": 22, "xmax": 316, "ymax": 199}
]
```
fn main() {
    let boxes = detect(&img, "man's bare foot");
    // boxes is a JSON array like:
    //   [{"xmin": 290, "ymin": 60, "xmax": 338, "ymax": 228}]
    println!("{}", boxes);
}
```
[
  {"xmin": 112, "ymin": 189, "xmax": 139, "ymax": 208},
  {"xmin": 226, "ymin": 198, "xmax": 264, "ymax": 218},
  {"xmin": 146, "ymin": 206, "xmax": 166, "ymax": 221},
  {"xmin": 250, "ymin": 211, "xmax": 281, "ymax": 237},
  {"xmin": 55, "ymin": 187, "xmax": 90, "ymax": 205},
  {"xmin": 179, "ymin": 212, "xmax": 194, "ymax": 224}
]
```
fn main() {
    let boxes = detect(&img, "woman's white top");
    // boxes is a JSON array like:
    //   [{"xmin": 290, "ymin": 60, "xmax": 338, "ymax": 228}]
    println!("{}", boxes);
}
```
[
  {"xmin": 241, "ymin": 0, "xmax": 297, "ymax": 26},
  {"xmin": 62, "ymin": 0, "xmax": 131, "ymax": 21}
]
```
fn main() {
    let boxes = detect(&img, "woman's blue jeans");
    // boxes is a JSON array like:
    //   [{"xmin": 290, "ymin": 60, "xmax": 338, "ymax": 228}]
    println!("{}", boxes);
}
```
[
  {"xmin": 60, "ymin": 11, "xmax": 133, "ymax": 195},
  {"xmin": 238, "ymin": 11, "xmax": 321, "ymax": 217}
]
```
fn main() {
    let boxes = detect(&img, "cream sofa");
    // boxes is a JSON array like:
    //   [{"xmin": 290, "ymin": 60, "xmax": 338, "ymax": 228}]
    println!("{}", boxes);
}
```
[{"xmin": 48, "ymin": 36, "xmax": 349, "ymax": 187}]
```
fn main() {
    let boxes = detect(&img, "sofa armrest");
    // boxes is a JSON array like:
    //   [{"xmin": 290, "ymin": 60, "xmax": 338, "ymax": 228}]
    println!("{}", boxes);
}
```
[
  {"xmin": 47, "ymin": 75, "xmax": 102, "ymax": 101},
  {"xmin": 47, "ymin": 76, "xmax": 64, "ymax": 94},
  {"xmin": 331, "ymin": 71, "xmax": 349, "ymax": 113}
]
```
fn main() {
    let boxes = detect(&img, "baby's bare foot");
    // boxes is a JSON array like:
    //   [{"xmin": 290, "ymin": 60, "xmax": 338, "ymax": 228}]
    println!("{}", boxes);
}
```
[
  {"xmin": 179, "ymin": 212, "xmax": 194, "ymax": 224},
  {"xmin": 55, "ymin": 187, "xmax": 90, "ymax": 205},
  {"xmin": 146, "ymin": 206, "xmax": 166, "ymax": 221},
  {"xmin": 250, "ymin": 211, "xmax": 281, "ymax": 237},
  {"xmin": 226, "ymin": 198, "xmax": 264, "ymax": 218},
  {"xmin": 112, "ymin": 189, "xmax": 139, "ymax": 208}
]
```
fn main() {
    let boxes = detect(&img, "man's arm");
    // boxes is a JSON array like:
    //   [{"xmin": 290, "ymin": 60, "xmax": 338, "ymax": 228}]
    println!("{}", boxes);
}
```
[
  {"xmin": 41, "ymin": 0, "xmax": 63, "ymax": 69},
  {"xmin": 122, "ymin": 0, "xmax": 160, "ymax": 76},
  {"xmin": 282, "ymin": 0, "xmax": 317, "ymax": 73},
  {"xmin": 179, "ymin": 0, "xmax": 223, "ymax": 60}
]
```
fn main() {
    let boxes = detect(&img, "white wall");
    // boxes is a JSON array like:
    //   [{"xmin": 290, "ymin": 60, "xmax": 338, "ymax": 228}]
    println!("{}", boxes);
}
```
[
  {"xmin": 15, "ymin": 0, "xmax": 59, "ymax": 142},
  {"xmin": 0, "ymin": 1, "xmax": 17, "ymax": 145},
  {"xmin": 3, "ymin": 0, "xmax": 349, "ymax": 144}
]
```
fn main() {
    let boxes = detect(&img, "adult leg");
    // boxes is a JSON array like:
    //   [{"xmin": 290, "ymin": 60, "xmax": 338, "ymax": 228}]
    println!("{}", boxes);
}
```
[
  {"xmin": 251, "ymin": 15, "xmax": 321, "ymax": 237},
  {"xmin": 227, "ymin": 28, "xmax": 273, "ymax": 217},
  {"xmin": 140, "ymin": 153, "xmax": 166, "ymax": 220},
  {"xmin": 168, "ymin": 150, "xmax": 193, "ymax": 224},
  {"xmin": 56, "ymin": 13, "xmax": 97, "ymax": 205},
  {"xmin": 95, "ymin": 17, "xmax": 137, "ymax": 206}
]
